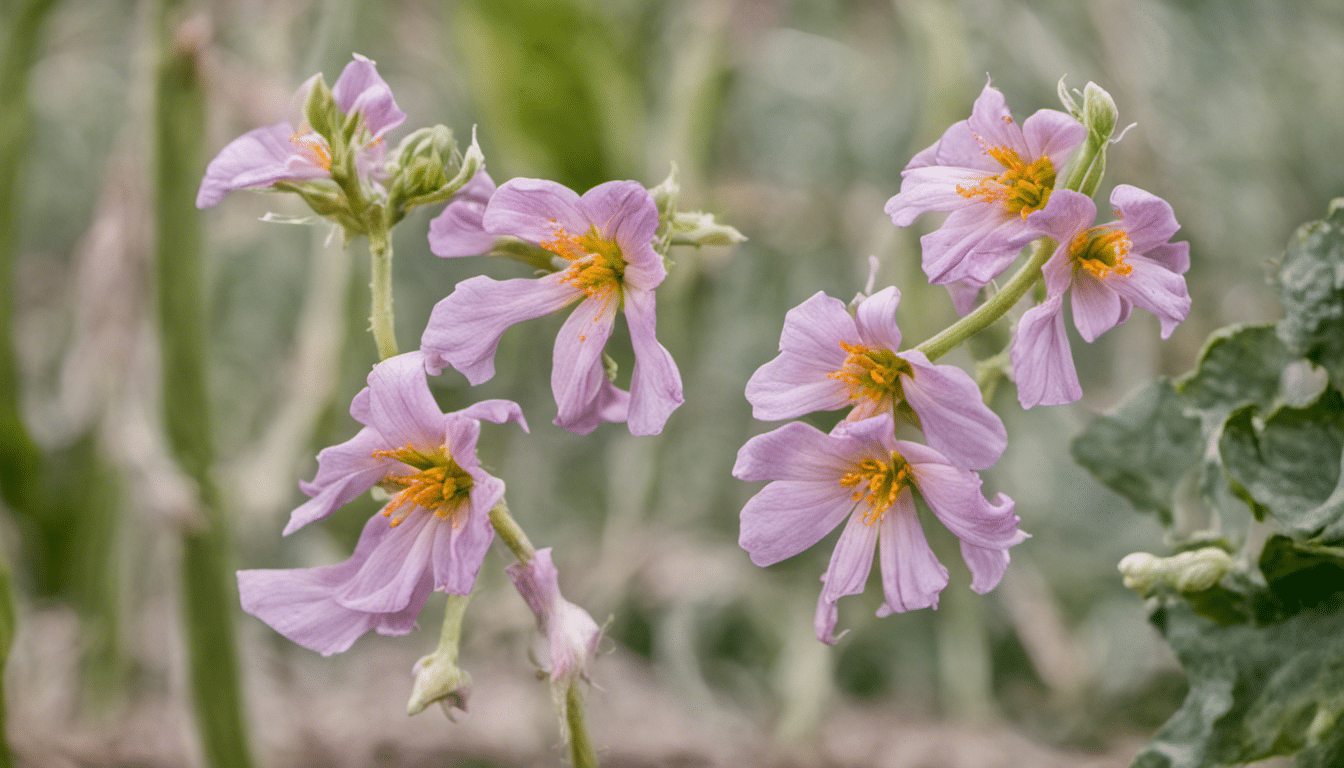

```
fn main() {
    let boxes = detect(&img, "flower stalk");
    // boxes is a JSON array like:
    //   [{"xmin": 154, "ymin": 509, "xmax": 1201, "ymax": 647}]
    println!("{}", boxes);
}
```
[{"xmin": 367, "ymin": 221, "xmax": 398, "ymax": 360}]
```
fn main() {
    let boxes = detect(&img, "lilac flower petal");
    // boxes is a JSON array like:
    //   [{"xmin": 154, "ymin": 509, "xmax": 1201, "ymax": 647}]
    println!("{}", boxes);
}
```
[
  {"xmin": 196, "ymin": 123, "xmax": 326, "ymax": 208},
  {"xmin": 365, "ymin": 352, "xmax": 448, "ymax": 450},
  {"xmin": 906, "ymin": 138, "xmax": 941, "ymax": 169},
  {"xmin": 333, "ymin": 511, "xmax": 439, "ymax": 613},
  {"xmin": 1108, "ymin": 254, "xmax": 1191, "ymax": 338},
  {"xmin": 745, "ymin": 291, "xmax": 856, "ymax": 420},
  {"xmin": 421, "ymin": 273, "xmax": 579, "ymax": 383},
  {"xmin": 441, "ymin": 415, "xmax": 482, "ymax": 475},
  {"xmin": 814, "ymin": 594, "xmax": 844, "ymax": 646},
  {"xmin": 945, "ymin": 279, "xmax": 983, "ymax": 316},
  {"xmin": 430, "ymin": 481, "xmax": 497, "ymax": 595},
  {"xmin": 961, "ymin": 541, "xmax": 1011, "ymax": 594},
  {"xmin": 482, "ymin": 178, "xmax": 588, "ymax": 244},
  {"xmin": 350, "ymin": 387, "xmax": 372, "ymax": 424},
  {"xmin": 559, "ymin": 377, "xmax": 632, "ymax": 435},
  {"xmin": 331, "ymin": 53, "xmax": 406, "ymax": 138},
  {"xmin": 1070, "ymin": 273, "xmax": 1125, "ymax": 343},
  {"xmin": 738, "ymin": 480, "xmax": 854, "ymax": 567},
  {"xmin": 1011, "ymin": 296, "xmax": 1081, "ymax": 408},
  {"xmin": 552, "ymin": 295, "xmax": 620, "ymax": 432},
  {"xmin": 1146, "ymin": 241, "xmax": 1190, "ymax": 275},
  {"xmin": 579, "ymin": 180, "xmax": 659, "ymax": 257},
  {"xmin": 920, "ymin": 207, "xmax": 1028, "ymax": 286},
  {"xmin": 898, "ymin": 350, "xmax": 1007, "ymax": 470},
  {"xmin": 625, "ymin": 287, "xmax": 684, "ymax": 436},
  {"xmin": 1039, "ymin": 242, "xmax": 1075, "ymax": 298},
  {"xmin": 506, "ymin": 548, "xmax": 601, "ymax": 683},
  {"xmin": 885, "ymin": 165, "xmax": 989, "ymax": 226},
  {"xmin": 1020, "ymin": 109, "xmax": 1086, "ymax": 167},
  {"xmin": 816, "ymin": 511, "xmax": 879, "ymax": 644},
  {"xmin": 733, "ymin": 421, "xmax": 856, "ymax": 483},
  {"xmin": 1111, "ymin": 184, "xmax": 1181, "ymax": 253},
  {"xmin": 909, "ymin": 460, "xmax": 1023, "ymax": 550},
  {"xmin": 830, "ymin": 413, "xmax": 900, "ymax": 456},
  {"xmin": 428, "ymin": 170, "xmax": 498, "ymax": 258},
  {"xmin": 1027, "ymin": 189, "xmax": 1094, "ymax": 246},
  {"xmin": 373, "ymin": 569, "xmax": 434, "ymax": 636},
  {"xmin": 454, "ymin": 399, "xmax": 529, "ymax": 431},
  {"xmin": 964, "ymin": 81, "xmax": 1026, "ymax": 158},
  {"xmin": 854, "ymin": 286, "xmax": 903, "ymax": 351},
  {"xmin": 875, "ymin": 493, "xmax": 948, "ymax": 615},
  {"xmin": 287, "ymin": 426, "xmax": 388, "ymax": 535}
]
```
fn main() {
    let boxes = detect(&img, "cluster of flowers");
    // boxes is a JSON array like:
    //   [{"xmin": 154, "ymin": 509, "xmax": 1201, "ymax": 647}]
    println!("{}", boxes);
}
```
[
  {"xmin": 196, "ymin": 56, "xmax": 734, "ymax": 713},
  {"xmin": 734, "ymin": 80, "xmax": 1190, "ymax": 643}
]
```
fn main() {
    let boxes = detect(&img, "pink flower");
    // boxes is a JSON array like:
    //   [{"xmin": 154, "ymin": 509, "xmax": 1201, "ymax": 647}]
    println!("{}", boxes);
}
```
[
  {"xmin": 745, "ymin": 287, "xmax": 1007, "ymax": 470},
  {"xmin": 733, "ymin": 416, "xmax": 1025, "ymax": 644},
  {"xmin": 1011, "ymin": 185, "xmax": 1191, "ymax": 408},
  {"xmin": 507, "ymin": 548, "xmax": 602, "ymax": 685},
  {"xmin": 236, "ymin": 352, "xmax": 526, "ymax": 656},
  {"xmin": 884, "ymin": 81, "xmax": 1085, "ymax": 293},
  {"xmin": 196, "ymin": 54, "xmax": 405, "ymax": 208},
  {"xmin": 427, "ymin": 169, "xmax": 497, "ymax": 258},
  {"xmin": 421, "ymin": 178, "xmax": 683, "ymax": 436}
]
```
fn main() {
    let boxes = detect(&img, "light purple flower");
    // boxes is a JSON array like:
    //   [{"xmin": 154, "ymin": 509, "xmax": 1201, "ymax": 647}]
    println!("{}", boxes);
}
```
[
  {"xmin": 1011, "ymin": 185, "xmax": 1191, "ymax": 408},
  {"xmin": 421, "ymin": 178, "xmax": 683, "ymax": 436},
  {"xmin": 236, "ymin": 352, "xmax": 526, "ymax": 656},
  {"xmin": 733, "ymin": 416, "xmax": 1025, "ymax": 645},
  {"xmin": 197, "ymin": 53, "xmax": 405, "ymax": 208},
  {"xmin": 427, "ymin": 169, "xmax": 497, "ymax": 258},
  {"xmin": 884, "ymin": 81, "xmax": 1086, "ymax": 292},
  {"xmin": 507, "ymin": 548, "xmax": 602, "ymax": 685},
  {"xmin": 745, "ymin": 287, "xmax": 1007, "ymax": 471}
]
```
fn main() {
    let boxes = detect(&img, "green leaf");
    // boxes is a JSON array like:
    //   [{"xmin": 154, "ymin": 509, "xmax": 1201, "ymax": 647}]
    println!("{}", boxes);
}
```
[
  {"xmin": 1133, "ymin": 595, "xmax": 1344, "ymax": 768},
  {"xmin": 1278, "ymin": 198, "xmax": 1344, "ymax": 389},
  {"xmin": 1071, "ymin": 378, "xmax": 1202, "ymax": 525},
  {"xmin": 1259, "ymin": 535, "xmax": 1344, "ymax": 620},
  {"xmin": 1219, "ymin": 389, "xmax": 1344, "ymax": 538},
  {"xmin": 1177, "ymin": 324, "xmax": 1293, "ymax": 423}
]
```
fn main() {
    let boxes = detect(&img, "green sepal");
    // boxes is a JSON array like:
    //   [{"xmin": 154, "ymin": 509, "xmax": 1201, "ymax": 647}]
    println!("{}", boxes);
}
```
[
  {"xmin": 302, "ymin": 76, "xmax": 342, "ymax": 150},
  {"xmin": 667, "ymin": 211, "xmax": 747, "ymax": 247}
]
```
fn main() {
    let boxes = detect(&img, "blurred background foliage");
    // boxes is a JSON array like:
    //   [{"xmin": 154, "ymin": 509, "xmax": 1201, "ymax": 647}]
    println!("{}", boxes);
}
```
[{"xmin": 2, "ymin": 0, "xmax": 1342, "ymax": 765}]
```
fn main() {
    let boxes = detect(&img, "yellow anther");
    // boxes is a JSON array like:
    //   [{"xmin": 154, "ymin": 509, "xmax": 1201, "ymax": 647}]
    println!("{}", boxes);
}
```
[
  {"xmin": 839, "ymin": 453, "xmax": 912, "ymax": 525},
  {"xmin": 289, "ymin": 129, "xmax": 333, "ymax": 171},
  {"xmin": 541, "ymin": 225, "xmax": 627, "ymax": 300},
  {"xmin": 1070, "ymin": 226, "xmax": 1133, "ymax": 279},
  {"xmin": 828, "ymin": 341, "xmax": 912, "ymax": 406},
  {"xmin": 373, "ymin": 443, "xmax": 474, "ymax": 528},
  {"xmin": 956, "ymin": 142, "xmax": 1056, "ymax": 218}
]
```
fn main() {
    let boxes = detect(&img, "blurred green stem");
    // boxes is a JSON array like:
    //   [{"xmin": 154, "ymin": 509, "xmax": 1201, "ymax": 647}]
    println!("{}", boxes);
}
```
[
  {"xmin": 0, "ymin": 555, "xmax": 14, "ymax": 768},
  {"xmin": 368, "ymin": 224, "xmax": 398, "ymax": 360},
  {"xmin": 488, "ymin": 499, "xmax": 535, "ymax": 565},
  {"xmin": 155, "ymin": 10, "xmax": 254, "ymax": 768},
  {"xmin": 565, "ymin": 682, "xmax": 599, "ymax": 768}
]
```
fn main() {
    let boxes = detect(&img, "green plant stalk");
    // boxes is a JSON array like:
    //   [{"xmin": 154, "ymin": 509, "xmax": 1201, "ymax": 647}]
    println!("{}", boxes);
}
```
[
  {"xmin": 488, "ymin": 499, "xmax": 535, "ymax": 565},
  {"xmin": 565, "ymin": 682, "xmax": 599, "ymax": 768},
  {"xmin": 367, "ymin": 223, "xmax": 398, "ymax": 360},
  {"xmin": 0, "ymin": 554, "xmax": 15, "ymax": 768},
  {"xmin": 914, "ymin": 238, "xmax": 1055, "ymax": 362},
  {"xmin": 155, "ymin": 15, "xmax": 254, "ymax": 768}
]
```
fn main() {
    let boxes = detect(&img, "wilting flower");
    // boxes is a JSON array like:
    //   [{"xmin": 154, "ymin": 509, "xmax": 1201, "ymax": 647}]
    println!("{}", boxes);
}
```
[
  {"xmin": 421, "ymin": 178, "xmax": 683, "ymax": 436},
  {"xmin": 745, "ymin": 287, "xmax": 1006, "ymax": 471},
  {"xmin": 237, "ymin": 352, "xmax": 526, "ymax": 656},
  {"xmin": 506, "ymin": 548, "xmax": 602, "ymax": 686},
  {"xmin": 1011, "ymin": 185, "xmax": 1191, "ymax": 408},
  {"xmin": 196, "ymin": 53, "xmax": 405, "ymax": 209},
  {"xmin": 733, "ymin": 416, "xmax": 1025, "ymax": 644},
  {"xmin": 885, "ymin": 81, "xmax": 1085, "ymax": 294}
]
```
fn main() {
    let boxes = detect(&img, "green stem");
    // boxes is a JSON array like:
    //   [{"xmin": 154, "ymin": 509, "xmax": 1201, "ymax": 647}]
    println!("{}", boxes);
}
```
[
  {"xmin": 368, "ymin": 224, "xmax": 398, "ymax": 360},
  {"xmin": 0, "ymin": 553, "xmax": 15, "ymax": 768},
  {"xmin": 488, "ymin": 499, "xmax": 535, "ymax": 565},
  {"xmin": 156, "ymin": 12, "xmax": 253, "ymax": 768},
  {"xmin": 565, "ymin": 682, "xmax": 599, "ymax": 768},
  {"xmin": 914, "ymin": 238, "xmax": 1055, "ymax": 362}
]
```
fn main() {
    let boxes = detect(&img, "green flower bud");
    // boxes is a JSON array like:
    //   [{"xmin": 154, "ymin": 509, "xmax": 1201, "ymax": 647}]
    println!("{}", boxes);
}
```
[
  {"xmin": 649, "ymin": 162, "xmax": 680, "ymax": 223},
  {"xmin": 1081, "ymin": 82, "xmax": 1119, "ymax": 144},
  {"xmin": 668, "ymin": 210, "xmax": 747, "ymax": 247},
  {"xmin": 1118, "ymin": 552, "xmax": 1164, "ymax": 593},
  {"xmin": 406, "ymin": 650, "xmax": 472, "ymax": 719},
  {"xmin": 1169, "ymin": 548, "xmax": 1234, "ymax": 593}
]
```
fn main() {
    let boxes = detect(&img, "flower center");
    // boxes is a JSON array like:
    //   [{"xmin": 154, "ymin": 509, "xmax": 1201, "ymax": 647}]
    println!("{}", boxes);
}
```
[
  {"xmin": 828, "ymin": 342, "xmax": 912, "ymax": 405},
  {"xmin": 839, "ymin": 452, "xmax": 913, "ymax": 525},
  {"xmin": 956, "ymin": 145, "xmax": 1056, "ymax": 219},
  {"xmin": 289, "ymin": 127, "xmax": 333, "ymax": 171},
  {"xmin": 542, "ymin": 224, "xmax": 626, "ymax": 299},
  {"xmin": 1070, "ymin": 226, "xmax": 1133, "ymax": 279},
  {"xmin": 371, "ymin": 443, "xmax": 475, "ymax": 527}
]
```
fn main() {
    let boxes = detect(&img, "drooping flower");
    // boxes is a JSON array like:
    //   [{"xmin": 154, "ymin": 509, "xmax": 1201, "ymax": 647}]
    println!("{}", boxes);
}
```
[
  {"xmin": 885, "ymin": 81, "xmax": 1086, "ymax": 294},
  {"xmin": 421, "ymin": 178, "xmax": 683, "ymax": 436},
  {"xmin": 506, "ymin": 548, "xmax": 602, "ymax": 686},
  {"xmin": 745, "ymin": 286, "xmax": 1007, "ymax": 471},
  {"xmin": 427, "ymin": 169, "xmax": 497, "ymax": 258},
  {"xmin": 1011, "ymin": 185, "xmax": 1191, "ymax": 408},
  {"xmin": 196, "ymin": 53, "xmax": 405, "ymax": 209},
  {"xmin": 236, "ymin": 352, "xmax": 526, "ymax": 656},
  {"xmin": 733, "ymin": 416, "xmax": 1025, "ymax": 644}
]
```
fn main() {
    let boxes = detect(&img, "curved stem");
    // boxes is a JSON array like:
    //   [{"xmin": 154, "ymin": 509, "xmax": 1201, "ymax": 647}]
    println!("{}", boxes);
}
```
[
  {"xmin": 488, "ymin": 499, "xmax": 536, "ymax": 565},
  {"xmin": 914, "ymin": 237, "xmax": 1055, "ymax": 362},
  {"xmin": 368, "ymin": 225, "xmax": 398, "ymax": 360}
]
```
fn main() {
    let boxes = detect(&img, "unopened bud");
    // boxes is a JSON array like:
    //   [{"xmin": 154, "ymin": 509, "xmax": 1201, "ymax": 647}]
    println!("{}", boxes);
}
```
[
  {"xmin": 1118, "ymin": 552, "xmax": 1164, "ymax": 592},
  {"xmin": 303, "ymin": 76, "xmax": 342, "ymax": 146},
  {"xmin": 407, "ymin": 651, "xmax": 472, "ymax": 719},
  {"xmin": 1081, "ymin": 82, "xmax": 1118, "ymax": 144},
  {"xmin": 1169, "ymin": 548, "xmax": 1234, "ymax": 592},
  {"xmin": 649, "ymin": 163, "xmax": 680, "ymax": 222},
  {"xmin": 669, "ymin": 211, "xmax": 747, "ymax": 247}
]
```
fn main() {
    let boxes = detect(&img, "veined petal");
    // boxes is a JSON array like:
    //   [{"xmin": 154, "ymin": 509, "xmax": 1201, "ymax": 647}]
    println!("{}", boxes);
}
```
[
  {"xmin": 428, "ymin": 170, "xmax": 497, "ymax": 258},
  {"xmin": 557, "ymin": 377, "xmax": 632, "ymax": 435},
  {"xmin": 733, "ymin": 421, "xmax": 857, "ymax": 483},
  {"xmin": 482, "ymin": 178, "xmax": 588, "ymax": 244},
  {"xmin": 366, "ymin": 352, "xmax": 447, "ymax": 450},
  {"xmin": 898, "ymin": 350, "xmax": 1007, "ymax": 470},
  {"xmin": 430, "ymin": 472, "xmax": 498, "ymax": 595},
  {"xmin": 885, "ymin": 165, "xmax": 992, "ymax": 226},
  {"xmin": 625, "ymin": 287, "xmax": 684, "ymax": 436},
  {"xmin": 1107, "ymin": 254, "xmax": 1191, "ymax": 338},
  {"xmin": 945, "ymin": 279, "xmax": 984, "ymax": 316},
  {"xmin": 919, "ymin": 206, "xmax": 1021, "ymax": 286},
  {"xmin": 454, "ymin": 399, "xmax": 529, "ymax": 431},
  {"xmin": 1027, "ymin": 189, "xmax": 1094, "ymax": 246},
  {"xmin": 1111, "ymin": 184, "xmax": 1181, "ymax": 253},
  {"xmin": 196, "ymin": 123, "xmax": 327, "ymax": 208},
  {"xmin": 421, "ymin": 273, "xmax": 580, "ymax": 383},
  {"xmin": 552, "ymin": 296, "xmax": 620, "ymax": 432},
  {"xmin": 333, "ymin": 510, "xmax": 439, "ymax": 613},
  {"xmin": 441, "ymin": 415, "xmax": 482, "ymax": 473},
  {"xmin": 777, "ymin": 291, "xmax": 858, "ymax": 368},
  {"xmin": 1020, "ymin": 109, "xmax": 1085, "ymax": 168},
  {"xmin": 1011, "ymin": 296, "xmax": 1081, "ymax": 408},
  {"xmin": 288, "ymin": 426, "xmax": 388, "ymax": 535},
  {"xmin": 854, "ymin": 286, "xmax": 903, "ymax": 351},
  {"xmin": 909, "ymin": 460, "xmax": 1023, "ymax": 551},
  {"xmin": 738, "ymin": 480, "xmax": 854, "ymax": 567},
  {"xmin": 331, "ymin": 53, "xmax": 406, "ymax": 138},
  {"xmin": 965, "ymin": 81, "xmax": 1026, "ymax": 158},
  {"xmin": 1146, "ymin": 241, "xmax": 1190, "ymax": 275},
  {"xmin": 1070, "ymin": 272, "xmax": 1125, "ymax": 343},
  {"xmin": 875, "ymin": 493, "xmax": 948, "ymax": 615},
  {"xmin": 816, "ymin": 511, "xmax": 880, "ymax": 644},
  {"xmin": 745, "ymin": 353, "xmax": 851, "ymax": 421},
  {"xmin": 961, "ymin": 541, "xmax": 1012, "ymax": 594},
  {"xmin": 579, "ymin": 180, "xmax": 659, "ymax": 255},
  {"xmin": 373, "ymin": 569, "xmax": 434, "ymax": 636}
]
